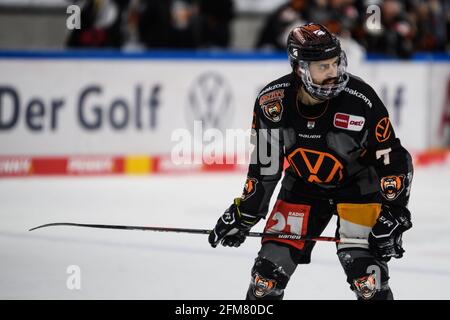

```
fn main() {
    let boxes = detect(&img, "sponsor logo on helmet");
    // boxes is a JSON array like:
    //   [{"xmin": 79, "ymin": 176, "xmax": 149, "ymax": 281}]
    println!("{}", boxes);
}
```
[
  {"xmin": 262, "ymin": 100, "xmax": 283, "ymax": 122},
  {"xmin": 375, "ymin": 117, "xmax": 392, "ymax": 142},
  {"xmin": 333, "ymin": 113, "xmax": 365, "ymax": 131},
  {"xmin": 353, "ymin": 274, "xmax": 377, "ymax": 300},
  {"xmin": 313, "ymin": 29, "xmax": 326, "ymax": 36},
  {"xmin": 241, "ymin": 177, "xmax": 258, "ymax": 201},
  {"xmin": 380, "ymin": 175, "xmax": 405, "ymax": 200}
]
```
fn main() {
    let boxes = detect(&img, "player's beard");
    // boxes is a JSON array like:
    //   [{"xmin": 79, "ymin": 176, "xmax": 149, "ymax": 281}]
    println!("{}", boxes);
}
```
[{"xmin": 322, "ymin": 77, "xmax": 338, "ymax": 87}]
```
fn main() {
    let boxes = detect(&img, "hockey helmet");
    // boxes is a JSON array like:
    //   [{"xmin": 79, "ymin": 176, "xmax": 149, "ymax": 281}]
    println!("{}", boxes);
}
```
[{"xmin": 287, "ymin": 23, "xmax": 349, "ymax": 100}]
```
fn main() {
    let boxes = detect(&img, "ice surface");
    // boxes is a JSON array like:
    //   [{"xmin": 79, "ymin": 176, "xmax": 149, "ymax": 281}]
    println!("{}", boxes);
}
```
[{"xmin": 1, "ymin": 167, "xmax": 449, "ymax": 299}]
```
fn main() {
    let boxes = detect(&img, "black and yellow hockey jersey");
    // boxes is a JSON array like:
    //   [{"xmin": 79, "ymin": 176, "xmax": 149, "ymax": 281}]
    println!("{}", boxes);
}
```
[{"xmin": 240, "ymin": 72, "xmax": 414, "ymax": 217}]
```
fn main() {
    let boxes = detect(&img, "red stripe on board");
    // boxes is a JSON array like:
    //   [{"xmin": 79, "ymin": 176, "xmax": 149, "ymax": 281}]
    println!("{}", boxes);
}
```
[
  {"xmin": 66, "ymin": 156, "xmax": 122, "ymax": 175},
  {"xmin": 0, "ymin": 157, "xmax": 32, "ymax": 176},
  {"xmin": 413, "ymin": 149, "xmax": 450, "ymax": 166},
  {"xmin": 1, "ymin": 150, "xmax": 449, "ymax": 177},
  {"xmin": 32, "ymin": 157, "xmax": 67, "ymax": 175},
  {"xmin": 153, "ymin": 155, "xmax": 203, "ymax": 174}
]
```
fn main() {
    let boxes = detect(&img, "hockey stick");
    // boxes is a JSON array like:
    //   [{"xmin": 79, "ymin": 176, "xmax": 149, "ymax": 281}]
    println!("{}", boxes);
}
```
[{"xmin": 29, "ymin": 222, "xmax": 368, "ymax": 245}]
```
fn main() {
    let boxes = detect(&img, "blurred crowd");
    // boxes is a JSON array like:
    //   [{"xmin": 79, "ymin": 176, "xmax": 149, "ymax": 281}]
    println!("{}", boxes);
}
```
[
  {"xmin": 255, "ymin": 0, "xmax": 449, "ymax": 58},
  {"xmin": 67, "ymin": 0, "xmax": 234, "ymax": 50},
  {"xmin": 66, "ymin": 0, "xmax": 450, "ymax": 59}
]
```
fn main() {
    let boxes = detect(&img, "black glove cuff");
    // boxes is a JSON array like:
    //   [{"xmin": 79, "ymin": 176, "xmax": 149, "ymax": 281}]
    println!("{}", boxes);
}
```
[{"xmin": 383, "ymin": 205, "xmax": 412, "ymax": 232}]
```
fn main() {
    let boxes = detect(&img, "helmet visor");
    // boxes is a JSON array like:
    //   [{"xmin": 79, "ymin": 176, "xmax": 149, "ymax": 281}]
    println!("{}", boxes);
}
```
[{"xmin": 297, "ymin": 51, "xmax": 349, "ymax": 100}]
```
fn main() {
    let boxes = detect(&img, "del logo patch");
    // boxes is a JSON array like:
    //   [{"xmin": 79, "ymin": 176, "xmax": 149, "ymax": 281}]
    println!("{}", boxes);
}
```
[{"xmin": 333, "ymin": 113, "xmax": 365, "ymax": 131}]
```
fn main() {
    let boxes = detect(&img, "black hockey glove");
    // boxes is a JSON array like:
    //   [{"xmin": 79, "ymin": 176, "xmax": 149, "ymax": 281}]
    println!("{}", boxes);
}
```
[
  {"xmin": 369, "ymin": 205, "xmax": 412, "ymax": 262},
  {"xmin": 208, "ymin": 198, "xmax": 261, "ymax": 248}
]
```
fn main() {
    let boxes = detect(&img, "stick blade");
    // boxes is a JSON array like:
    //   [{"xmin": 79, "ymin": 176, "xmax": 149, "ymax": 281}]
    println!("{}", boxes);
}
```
[{"xmin": 29, "ymin": 223, "xmax": 76, "ymax": 232}]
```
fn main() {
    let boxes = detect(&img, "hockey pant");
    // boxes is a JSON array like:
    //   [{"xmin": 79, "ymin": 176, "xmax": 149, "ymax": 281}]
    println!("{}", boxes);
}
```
[{"xmin": 246, "ymin": 188, "xmax": 393, "ymax": 300}]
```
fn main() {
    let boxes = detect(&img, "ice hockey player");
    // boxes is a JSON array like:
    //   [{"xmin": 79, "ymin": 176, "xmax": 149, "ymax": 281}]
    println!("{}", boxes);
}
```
[{"xmin": 208, "ymin": 23, "xmax": 413, "ymax": 300}]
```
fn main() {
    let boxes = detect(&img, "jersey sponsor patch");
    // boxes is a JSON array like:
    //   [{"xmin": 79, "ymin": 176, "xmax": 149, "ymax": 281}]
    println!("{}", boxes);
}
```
[
  {"xmin": 380, "ymin": 175, "xmax": 405, "ymax": 200},
  {"xmin": 344, "ymin": 87, "xmax": 372, "ymax": 108},
  {"xmin": 263, "ymin": 200, "xmax": 311, "ymax": 250},
  {"xmin": 287, "ymin": 147, "xmax": 344, "ymax": 184},
  {"xmin": 241, "ymin": 177, "xmax": 258, "ymax": 201},
  {"xmin": 333, "ymin": 113, "xmax": 365, "ymax": 131},
  {"xmin": 261, "ymin": 100, "xmax": 283, "ymax": 122},
  {"xmin": 375, "ymin": 117, "xmax": 392, "ymax": 142},
  {"xmin": 259, "ymin": 89, "xmax": 284, "ymax": 105},
  {"xmin": 258, "ymin": 83, "xmax": 290, "ymax": 97},
  {"xmin": 298, "ymin": 133, "xmax": 321, "ymax": 139}
]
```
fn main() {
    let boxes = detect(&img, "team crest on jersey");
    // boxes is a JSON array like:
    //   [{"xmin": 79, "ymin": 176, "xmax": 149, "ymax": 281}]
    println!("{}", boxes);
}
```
[
  {"xmin": 375, "ymin": 117, "xmax": 392, "ymax": 142},
  {"xmin": 333, "ymin": 113, "xmax": 365, "ymax": 131},
  {"xmin": 253, "ymin": 273, "xmax": 276, "ymax": 298},
  {"xmin": 380, "ymin": 175, "xmax": 405, "ymax": 200},
  {"xmin": 262, "ymin": 100, "xmax": 283, "ymax": 122},
  {"xmin": 353, "ymin": 274, "xmax": 377, "ymax": 300},
  {"xmin": 241, "ymin": 177, "xmax": 258, "ymax": 201}
]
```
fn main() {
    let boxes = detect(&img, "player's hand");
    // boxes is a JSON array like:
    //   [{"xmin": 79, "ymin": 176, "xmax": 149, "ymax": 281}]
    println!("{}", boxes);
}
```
[
  {"xmin": 208, "ymin": 198, "xmax": 260, "ymax": 248},
  {"xmin": 369, "ymin": 205, "xmax": 412, "ymax": 261}
]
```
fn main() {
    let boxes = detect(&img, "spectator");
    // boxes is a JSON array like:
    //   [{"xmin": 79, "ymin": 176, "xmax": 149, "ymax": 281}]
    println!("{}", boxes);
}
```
[
  {"xmin": 446, "ymin": 0, "xmax": 450, "ymax": 52},
  {"xmin": 329, "ymin": 0, "xmax": 359, "ymax": 31},
  {"xmin": 67, "ymin": 0, "xmax": 129, "ymax": 48},
  {"xmin": 308, "ymin": 0, "xmax": 361, "ymax": 60},
  {"xmin": 138, "ymin": 0, "xmax": 201, "ymax": 49},
  {"xmin": 255, "ymin": 0, "xmax": 311, "ymax": 50},
  {"xmin": 362, "ymin": 0, "xmax": 415, "ymax": 58},
  {"xmin": 412, "ymin": 0, "xmax": 447, "ymax": 52},
  {"xmin": 198, "ymin": 0, "xmax": 234, "ymax": 48},
  {"xmin": 333, "ymin": 22, "xmax": 367, "ymax": 72},
  {"xmin": 309, "ymin": 0, "xmax": 359, "ymax": 32},
  {"xmin": 121, "ymin": 0, "xmax": 145, "ymax": 51}
]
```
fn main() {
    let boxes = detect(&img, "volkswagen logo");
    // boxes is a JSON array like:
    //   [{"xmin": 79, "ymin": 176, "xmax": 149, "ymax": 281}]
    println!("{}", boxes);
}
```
[{"xmin": 186, "ymin": 72, "xmax": 233, "ymax": 133}]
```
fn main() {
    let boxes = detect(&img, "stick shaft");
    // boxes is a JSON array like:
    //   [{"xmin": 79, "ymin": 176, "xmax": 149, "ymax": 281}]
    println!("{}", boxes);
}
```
[{"xmin": 29, "ymin": 222, "xmax": 368, "ymax": 245}]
